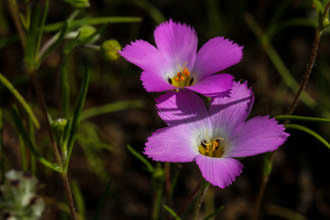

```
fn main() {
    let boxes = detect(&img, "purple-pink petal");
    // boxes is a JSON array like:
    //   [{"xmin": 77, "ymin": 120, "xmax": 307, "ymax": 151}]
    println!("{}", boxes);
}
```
[
  {"xmin": 154, "ymin": 19, "xmax": 197, "ymax": 70},
  {"xmin": 156, "ymin": 90, "xmax": 208, "ymax": 126},
  {"xmin": 144, "ymin": 125, "xmax": 198, "ymax": 162},
  {"xmin": 225, "ymin": 116, "xmax": 289, "ymax": 158},
  {"xmin": 209, "ymin": 81, "xmax": 254, "ymax": 134},
  {"xmin": 141, "ymin": 71, "xmax": 174, "ymax": 92},
  {"xmin": 119, "ymin": 40, "xmax": 167, "ymax": 72},
  {"xmin": 195, "ymin": 156, "xmax": 243, "ymax": 188},
  {"xmin": 193, "ymin": 36, "xmax": 243, "ymax": 78},
  {"xmin": 188, "ymin": 74, "xmax": 234, "ymax": 97}
]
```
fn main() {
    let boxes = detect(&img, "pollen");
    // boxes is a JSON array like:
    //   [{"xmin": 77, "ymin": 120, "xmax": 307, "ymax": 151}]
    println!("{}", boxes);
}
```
[
  {"xmin": 168, "ymin": 68, "xmax": 194, "ymax": 88},
  {"xmin": 198, "ymin": 137, "xmax": 225, "ymax": 158}
]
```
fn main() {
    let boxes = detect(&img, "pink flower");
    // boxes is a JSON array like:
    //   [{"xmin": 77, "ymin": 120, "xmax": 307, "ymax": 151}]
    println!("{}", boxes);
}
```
[
  {"xmin": 120, "ymin": 20, "xmax": 243, "ymax": 97},
  {"xmin": 144, "ymin": 82, "xmax": 289, "ymax": 188}
]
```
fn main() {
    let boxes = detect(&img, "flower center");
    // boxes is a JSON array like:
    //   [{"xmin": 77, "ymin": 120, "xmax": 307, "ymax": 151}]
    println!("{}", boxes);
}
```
[
  {"xmin": 168, "ymin": 68, "xmax": 194, "ymax": 87},
  {"xmin": 198, "ymin": 137, "xmax": 225, "ymax": 158}
]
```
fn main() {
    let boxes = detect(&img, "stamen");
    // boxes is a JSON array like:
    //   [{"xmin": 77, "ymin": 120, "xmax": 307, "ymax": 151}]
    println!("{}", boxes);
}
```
[
  {"xmin": 198, "ymin": 137, "xmax": 225, "ymax": 158},
  {"xmin": 182, "ymin": 68, "xmax": 190, "ymax": 76},
  {"xmin": 167, "ymin": 68, "xmax": 194, "ymax": 87}
]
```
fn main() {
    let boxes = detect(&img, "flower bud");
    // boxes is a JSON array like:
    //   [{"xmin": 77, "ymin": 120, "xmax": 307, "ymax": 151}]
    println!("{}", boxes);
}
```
[{"xmin": 101, "ymin": 39, "xmax": 121, "ymax": 61}]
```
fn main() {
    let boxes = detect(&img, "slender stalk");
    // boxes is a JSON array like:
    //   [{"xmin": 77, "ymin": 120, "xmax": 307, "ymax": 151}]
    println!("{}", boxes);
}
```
[
  {"xmin": 286, "ymin": 29, "xmax": 321, "ymax": 116},
  {"xmin": 62, "ymin": 173, "xmax": 78, "ymax": 220},
  {"xmin": 252, "ymin": 24, "xmax": 322, "ymax": 220},
  {"xmin": 178, "ymin": 182, "xmax": 201, "ymax": 217},
  {"xmin": 28, "ymin": 70, "xmax": 77, "ymax": 220},
  {"xmin": 29, "ymin": 70, "xmax": 62, "ymax": 166},
  {"xmin": 193, "ymin": 182, "xmax": 210, "ymax": 220},
  {"xmin": 7, "ymin": 0, "xmax": 26, "ymax": 48}
]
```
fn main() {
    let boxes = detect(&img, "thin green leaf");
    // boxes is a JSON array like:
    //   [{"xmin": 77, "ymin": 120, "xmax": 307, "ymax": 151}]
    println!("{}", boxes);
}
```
[
  {"xmin": 276, "ymin": 115, "xmax": 330, "ymax": 123},
  {"xmin": 11, "ymin": 108, "xmax": 62, "ymax": 173},
  {"xmin": 285, "ymin": 124, "xmax": 330, "ymax": 149},
  {"xmin": 0, "ymin": 73, "xmax": 40, "ymax": 128},
  {"xmin": 44, "ymin": 16, "xmax": 142, "ymax": 32},
  {"xmin": 81, "ymin": 100, "xmax": 144, "ymax": 120},
  {"xmin": 35, "ymin": 0, "xmax": 49, "ymax": 58},
  {"xmin": 244, "ymin": 14, "xmax": 316, "ymax": 108},
  {"xmin": 38, "ymin": 21, "xmax": 69, "ymax": 65},
  {"xmin": 127, "ymin": 145, "xmax": 154, "ymax": 173},
  {"xmin": 203, "ymin": 205, "xmax": 224, "ymax": 220},
  {"xmin": 64, "ymin": 69, "xmax": 90, "ymax": 171},
  {"xmin": 267, "ymin": 18, "xmax": 317, "ymax": 38},
  {"xmin": 71, "ymin": 180, "xmax": 86, "ymax": 219},
  {"xmin": 313, "ymin": 0, "xmax": 324, "ymax": 13},
  {"xmin": 163, "ymin": 205, "xmax": 181, "ymax": 220}
]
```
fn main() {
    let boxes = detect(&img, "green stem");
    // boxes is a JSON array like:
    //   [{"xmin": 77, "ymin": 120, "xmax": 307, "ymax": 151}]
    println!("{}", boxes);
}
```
[
  {"xmin": 18, "ymin": 136, "xmax": 27, "ymax": 171},
  {"xmin": 7, "ymin": 0, "xmax": 26, "ymax": 48},
  {"xmin": 252, "ymin": 14, "xmax": 322, "ymax": 220},
  {"xmin": 275, "ymin": 115, "xmax": 330, "ymax": 123},
  {"xmin": 0, "ymin": 73, "xmax": 40, "ymax": 128},
  {"xmin": 193, "ymin": 181, "xmax": 210, "ymax": 220}
]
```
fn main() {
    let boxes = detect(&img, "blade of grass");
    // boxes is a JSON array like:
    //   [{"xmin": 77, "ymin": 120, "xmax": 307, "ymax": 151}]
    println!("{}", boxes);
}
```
[
  {"xmin": 64, "ymin": 69, "xmax": 90, "ymax": 171},
  {"xmin": 285, "ymin": 124, "xmax": 330, "ymax": 149},
  {"xmin": 71, "ymin": 180, "xmax": 86, "ymax": 220},
  {"xmin": 276, "ymin": 115, "xmax": 330, "ymax": 123},
  {"xmin": 204, "ymin": 205, "xmax": 224, "ymax": 220},
  {"xmin": 11, "ymin": 108, "xmax": 62, "ymax": 172},
  {"xmin": 244, "ymin": 13, "xmax": 316, "ymax": 108},
  {"xmin": 44, "ymin": 16, "xmax": 142, "ymax": 32},
  {"xmin": 35, "ymin": 0, "xmax": 49, "ymax": 59},
  {"xmin": 81, "ymin": 100, "xmax": 144, "ymax": 120},
  {"xmin": 127, "ymin": 145, "xmax": 154, "ymax": 173},
  {"xmin": 163, "ymin": 205, "xmax": 181, "ymax": 220},
  {"xmin": 0, "ymin": 73, "xmax": 40, "ymax": 128}
]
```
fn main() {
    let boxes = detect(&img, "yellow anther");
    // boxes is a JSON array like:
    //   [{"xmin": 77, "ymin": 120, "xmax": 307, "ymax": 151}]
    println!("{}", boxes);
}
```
[{"xmin": 174, "ymin": 76, "xmax": 179, "ymax": 81}]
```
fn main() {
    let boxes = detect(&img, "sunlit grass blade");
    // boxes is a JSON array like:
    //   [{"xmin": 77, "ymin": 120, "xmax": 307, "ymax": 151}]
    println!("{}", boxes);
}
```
[
  {"xmin": 244, "ymin": 13, "xmax": 316, "ymax": 108},
  {"xmin": 81, "ymin": 100, "xmax": 144, "ymax": 120},
  {"xmin": 203, "ymin": 205, "xmax": 224, "ymax": 220},
  {"xmin": 285, "ymin": 124, "xmax": 330, "ymax": 149},
  {"xmin": 0, "ymin": 73, "xmax": 40, "ymax": 128},
  {"xmin": 64, "ymin": 68, "xmax": 90, "ymax": 171},
  {"xmin": 44, "ymin": 16, "xmax": 142, "ymax": 32},
  {"xmin": 163, "ymin": 205, "xmax": 181, "ymax": 220},
  {"xmin": 11, "ymin": 108, "xmax": 62, "ymax": 172},
  {"xmin": 127, "ymin": 145, "xmax": 154, "ymax": 173},
  {"xmin": 276, "ymin": 115, "xmax": 330, "ymax": 123}
]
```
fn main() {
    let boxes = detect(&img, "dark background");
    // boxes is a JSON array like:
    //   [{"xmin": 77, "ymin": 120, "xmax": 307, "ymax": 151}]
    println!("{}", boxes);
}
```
[{"xmin": 1, "ymin": 0, "xmax": 330, "ymax": 219}]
